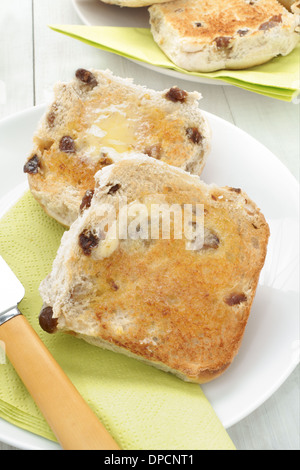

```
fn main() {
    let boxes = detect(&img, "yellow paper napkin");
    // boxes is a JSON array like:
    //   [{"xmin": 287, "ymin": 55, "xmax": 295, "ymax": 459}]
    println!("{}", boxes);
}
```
[
  {"xmin": 50, "ymin": 25, "xmax": 300, "ymax": 102},
  {"xmin": 0, "ymin": 191, "xmax": 235, "ymax": 450}
]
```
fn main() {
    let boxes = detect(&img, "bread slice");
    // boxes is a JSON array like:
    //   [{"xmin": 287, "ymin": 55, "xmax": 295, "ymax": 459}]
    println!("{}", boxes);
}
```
[
  {"xmin": 39, "ymin": 151, "xmax": 269, "ymax": 384},
  {"xmin": 24, "ymin": 69, "xmax": 210, "ymax": 227},
  {"xmin": 23, "ymin": 69, "xmax": 210, "ymax": 227},
  {"xmin": 149, "ymin": 0, "xmax": 300, "ymax": 72}
]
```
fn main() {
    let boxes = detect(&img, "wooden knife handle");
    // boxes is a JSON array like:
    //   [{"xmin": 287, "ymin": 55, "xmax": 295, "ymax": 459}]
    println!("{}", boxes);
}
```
[{"xmin": 0, "ymin": 314, "xmax": 120, "ymax": 450}]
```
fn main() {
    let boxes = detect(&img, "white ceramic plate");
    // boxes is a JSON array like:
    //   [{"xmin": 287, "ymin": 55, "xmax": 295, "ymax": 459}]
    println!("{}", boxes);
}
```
[
  {"xmin": 0, "ymin": 105, "xmax": 299, "ymax": 450},
  {"xmin": 71, "ymin": 0, "xmax": 229, "ymax": 86}
]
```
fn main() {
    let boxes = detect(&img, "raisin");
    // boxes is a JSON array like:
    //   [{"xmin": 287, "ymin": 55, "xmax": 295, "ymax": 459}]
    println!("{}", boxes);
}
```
[
  {"xmin": 259, "ymin": 15, "xmax": 282, "ymax": 30},
  {"xmin": 269, "ymin": 14, "xmax": 282, "ymax": 23},
  {"xmin": 47, "ymin": 111, "xmax": 56, "ymax": 127},
  {"xmin": 23, "ymin": 155, "xmax": 40, "ymax": 174},
  {"xmin": 80, "ymin": 189, "xmax": 94, "ymax": 213},
  {"xmin": 59, "ymin": 136, "xmax": 76, "ymax": 153},
  {"xmin": 75, "ymin": 68, "xmax": 98, "ymax": 88},
  {"xmin": 79, "ymin": 229, "xmax": 99, "ymax": 255},
  {"xmin": 186, "ymin": 127, "xmax": 203, "ymax": 144},
  {"xmin": 237, "ymin": 29, "xmax": 249, "ymax": 37},
  {"xmin": 39, "ymin": 306, "xmax": 58, "ymax": 334},
  {"xmin": 144, "ymin": 143, "xmax": 162, "ymax": 159},
  {"xmin": 202, "ymin": 230, "xmax": 219, "ymax": 250},
  {"xmin": 225, "ymin": 293, "xmax": 247, "ymax": 306},
  {"xmin": 165, "ymin": 86, "xmax": 188, "ymax": 103},
  {"xmin": 195, "ymin": 22, "xmax": 202, "ymax": 27},
  {"xmin": 229, "ymin": 187, "xmax": 241, "ymax": 193},
  {"xmin": 214, "ymin": 36, "xmax": 232, "ymax": 48},
  {"xmin": 107, "ymin": 183, "xmax": 121, "ymax": 195},
  {"xmin": 108, "ymin": 279, "xmax": 119, "ymax": 291},
  {"xmin": 99, "ymin": 153, "xmax": 113, "ymax": 166}
]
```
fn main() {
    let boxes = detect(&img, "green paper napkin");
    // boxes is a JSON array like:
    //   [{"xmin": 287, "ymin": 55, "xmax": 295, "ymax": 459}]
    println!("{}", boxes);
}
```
[
  {"xmin": 50, "ymin": 25, "xmax": 300, "ymax": 101},
  {"xmin": 0, "ymin": 191, "xmax": 235, "ymax": 450}
]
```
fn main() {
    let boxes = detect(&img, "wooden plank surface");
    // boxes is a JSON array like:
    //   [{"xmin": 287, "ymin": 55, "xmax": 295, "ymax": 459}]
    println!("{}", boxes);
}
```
[
  {"xmin": 0, "ymin": 0, "xmax": 299, "ymax": 451},
  {"xmin": 0, "ymin": 0, "xmax": 34, "ymax": 118}
]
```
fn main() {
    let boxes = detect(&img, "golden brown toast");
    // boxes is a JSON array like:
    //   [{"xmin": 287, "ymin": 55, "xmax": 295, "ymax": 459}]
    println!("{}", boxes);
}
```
[
  {"xmin": 24, "ymin": 69, "xmax": 210, "ymax": 227},
  {"xmin": 149, "ymin": 0, "xmax": 299, "ymax": 71},
  {"xmin": 39, "ymin": 153, "xmax": 269, "ymax": 383}
]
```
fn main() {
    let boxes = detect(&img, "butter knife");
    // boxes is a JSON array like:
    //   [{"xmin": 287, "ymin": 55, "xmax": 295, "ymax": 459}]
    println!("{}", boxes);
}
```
[{"xmin": 0, "ymin": 255, "xmax": 120, "ymax": 450}]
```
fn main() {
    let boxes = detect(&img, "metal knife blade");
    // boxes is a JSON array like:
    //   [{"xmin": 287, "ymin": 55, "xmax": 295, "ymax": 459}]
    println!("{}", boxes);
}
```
[{"xmin": 0, "ymin": 255, "xmax": 24, "ymax": 325}]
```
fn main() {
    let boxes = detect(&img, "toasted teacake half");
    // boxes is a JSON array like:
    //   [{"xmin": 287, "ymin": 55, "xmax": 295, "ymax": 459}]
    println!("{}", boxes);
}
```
[
  {"xmin": 149, "ymin": 0, "xmax": 300, "ymax": 72},
  {"xmin": 39, "ymin": 152, "xmax": 269, "ymax": 384},
  {"xmin": 24, "ymin": 69, "xmax": 211, "ymax": 227}
]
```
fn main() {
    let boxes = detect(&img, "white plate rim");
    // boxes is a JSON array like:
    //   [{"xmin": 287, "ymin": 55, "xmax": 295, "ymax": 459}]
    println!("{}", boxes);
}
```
[{"xmin": 0, "ymin": 104, "xmax": 299, "ymax": 450}]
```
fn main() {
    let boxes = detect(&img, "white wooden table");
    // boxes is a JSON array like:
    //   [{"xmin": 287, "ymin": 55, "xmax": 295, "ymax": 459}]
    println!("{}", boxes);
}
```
[{"xmin": 0, "ymin": 0, "xmax": 299, "ymax": 451}]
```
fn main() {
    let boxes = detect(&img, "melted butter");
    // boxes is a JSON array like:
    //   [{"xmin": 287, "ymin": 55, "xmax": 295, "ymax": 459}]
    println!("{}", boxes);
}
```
[
  {"xmin": 98, "ymin": 112, "xmax": 136, "ymax": 152},
  {"xmin": 93, "ymin": 221, "xmax": 119, "ymax": 260},
  {"xmin": 82, "ymin": 112, "xmax": 136, "ymax": 159}
]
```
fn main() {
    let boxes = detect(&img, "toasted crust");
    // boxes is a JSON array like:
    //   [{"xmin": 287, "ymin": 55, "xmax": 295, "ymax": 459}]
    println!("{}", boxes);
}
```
[
  {"xmin": 149, "ymin": 0, "xmax": 300, "ymax": 71},
  {"xmin": 24, "ymin": 69, "xmax": 210, "ymax": 227},
  {"xmin": 39, "ymin": 153, "xmax": 269, "ymax": 384}
]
